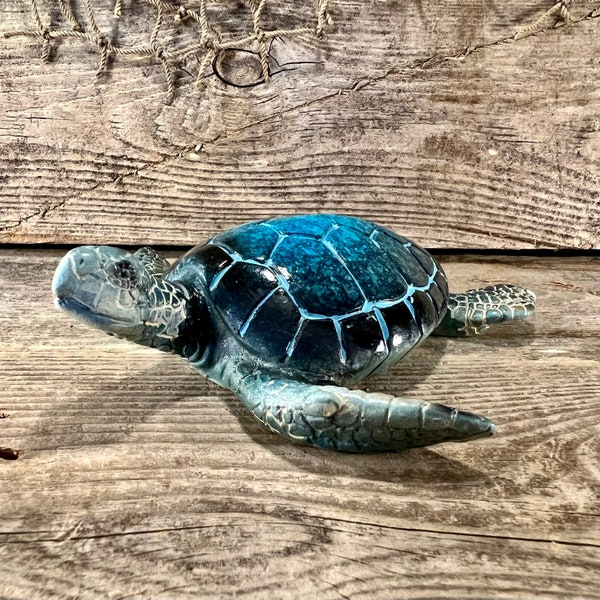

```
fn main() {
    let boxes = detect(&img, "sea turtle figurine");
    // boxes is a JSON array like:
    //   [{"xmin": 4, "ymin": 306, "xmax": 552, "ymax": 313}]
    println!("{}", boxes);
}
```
[{"xmin": 52, "ymin": 214, "xmax": 536, "ymax": 452}]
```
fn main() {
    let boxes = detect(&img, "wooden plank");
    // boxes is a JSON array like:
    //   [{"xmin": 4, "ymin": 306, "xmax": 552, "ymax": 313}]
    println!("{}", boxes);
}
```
[
  {"xmin": 0, "ymin": 250, "xmax": 597, "ymax": 599},
  {"xmin": 1, "ymin": 1, "xmax": 598, "ymax": 248}
]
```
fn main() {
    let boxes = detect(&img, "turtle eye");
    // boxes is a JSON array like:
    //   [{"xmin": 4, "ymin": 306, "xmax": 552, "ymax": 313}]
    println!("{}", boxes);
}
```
[{"xmin": 108, "ymin": 259, "xmax": 139, "ymax": 289}]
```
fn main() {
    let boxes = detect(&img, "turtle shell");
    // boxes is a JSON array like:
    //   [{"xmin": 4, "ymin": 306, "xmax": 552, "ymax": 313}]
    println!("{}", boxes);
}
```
[{"xmin": 169, "ymin": 215, "xmax": 449, "ymax": 383}]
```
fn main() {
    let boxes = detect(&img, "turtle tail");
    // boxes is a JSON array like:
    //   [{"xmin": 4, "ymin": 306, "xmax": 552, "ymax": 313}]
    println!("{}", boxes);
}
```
[{"xmin": 433, "ymin": 284, "xmax": 536, "ymax": 337}]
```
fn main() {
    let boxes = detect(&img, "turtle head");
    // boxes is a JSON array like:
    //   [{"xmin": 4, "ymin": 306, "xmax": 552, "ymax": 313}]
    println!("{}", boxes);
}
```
[{"xmin": 52, "ymin": 246, "xmax": 191, "ymax": 351}]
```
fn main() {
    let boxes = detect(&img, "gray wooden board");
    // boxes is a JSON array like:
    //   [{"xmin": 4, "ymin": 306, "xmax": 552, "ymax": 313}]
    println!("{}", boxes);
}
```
[
  {"xmin": 0, "ymin": 251, "xmax": 598, "ymax": 599},
  {"xmin": 1, "ymin": 1, "xmax": 598, "ymax": 248}
]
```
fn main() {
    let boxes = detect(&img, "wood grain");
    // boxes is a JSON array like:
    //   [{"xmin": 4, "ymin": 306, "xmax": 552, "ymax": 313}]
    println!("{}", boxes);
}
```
[
  {"xmin": 1, "ymin": 0, "xmax": 598, "ymax": 248},
  {"xmin": 1, "ymin": 251, "xmax": 597, "ymax": 599}
]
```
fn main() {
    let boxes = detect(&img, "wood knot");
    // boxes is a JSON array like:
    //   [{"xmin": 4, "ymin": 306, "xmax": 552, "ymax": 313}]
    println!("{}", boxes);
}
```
[{"xmin": 212, "ymin": 48, "xmax": 267, "ymax": 88}]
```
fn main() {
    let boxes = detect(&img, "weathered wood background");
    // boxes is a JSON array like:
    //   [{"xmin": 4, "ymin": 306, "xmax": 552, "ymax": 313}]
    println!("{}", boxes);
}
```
[
  {"xmin": 1, "ymin": 0, "xmax": 598, "ymax": 248},
  {"xmin": 1, "ymin": 0, "xmax": 598, "ymax": 599}
]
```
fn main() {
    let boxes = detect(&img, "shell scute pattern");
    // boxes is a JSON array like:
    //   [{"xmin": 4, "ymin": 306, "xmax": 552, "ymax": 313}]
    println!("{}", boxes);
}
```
[
  {"xmin": 214, "ymin": 221, "xmax": 280, "ymax": 262},
  {"xmin": 325, "ymin": 225, "xmax": 409, "ymax": 303},
  {"xmin": 241, "ymin": 288, "xmax": 301, "ymax": 358},
  {"xmin": 411, "ymin": 290, "xmax": 438, "ymax": 331},
  {"xmin": 175, "ymin": 215, "xmax": 448, "ymax": 382},
  {"xmin": 290, "ymin": 319, "xmax": 342, "ymax": 376},
  {"xmin": 375, "ymin": 231, "xmax": 431, "ymax": 289},
  {"xmin": 211, "ymin": 261, "xmax": 279, "ymax": 334},
  {"xmin": 428, "ymin": 282, "xmax": 446, "ymax": 313},
  {"xmin": 435, "ymin": 271, "xmax": 450, "ymax": 298},
  {"xmin": 267, "ymin": 214, "xmax": 372, "ymax": 238},
  {"xmin": 340, "ymin": 312, "xmax": 387, "ymax": 374},
  {"xmin": 271, "ymin": 236, "xmax": 364, "ymax": 316},
  {"xmin": 408, "ymin": 244, "xmax": 436, "ymax": 278},
  {"xmin": 169, "ymin": 244, "xmax": 233, "ymax": 290}
]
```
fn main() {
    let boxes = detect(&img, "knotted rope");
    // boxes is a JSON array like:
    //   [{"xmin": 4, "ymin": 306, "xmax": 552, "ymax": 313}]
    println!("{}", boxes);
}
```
[{"xmin": 4, "ymin": 0, "xmax": 332, "ymax": 103}]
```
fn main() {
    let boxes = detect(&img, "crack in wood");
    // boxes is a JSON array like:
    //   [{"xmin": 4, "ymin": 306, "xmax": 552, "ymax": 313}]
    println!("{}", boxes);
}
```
[
  {"xmin": 0, "ymin": 197, "xmax": 71, "ymax": 232},
  {"xmin": 318, "ymin": 515, "xmax": 600, "ymax": 549},
  {"xmin": 4, "ymin": 505, "xmax": 597, "ymax": 549},
  {"xmin": 415, "ymin": 6, "xmax": 600, "ymax": 70},
  {"xmin": 50, "ymin": 5, "xmax": 597, "ymax": 192}
]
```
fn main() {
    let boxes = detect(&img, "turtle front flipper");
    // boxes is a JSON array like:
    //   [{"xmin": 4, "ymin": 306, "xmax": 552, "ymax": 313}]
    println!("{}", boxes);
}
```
[
  {"xmin": 235, "ymin": 374, "xmax": 495, "ymax": 452},
  {"xmin": 433, "ymin": 284, "xmax": 536, "ymax": 337}
]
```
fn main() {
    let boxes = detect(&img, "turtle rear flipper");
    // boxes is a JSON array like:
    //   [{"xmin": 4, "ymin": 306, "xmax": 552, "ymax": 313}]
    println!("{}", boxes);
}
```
[
  {"xmin": 433, "ymin": 284, "xmax": 536, "ymax": 337},
  {"xmin": 235, "ymin": 374, "xmax": 495, "ymax": 452}
]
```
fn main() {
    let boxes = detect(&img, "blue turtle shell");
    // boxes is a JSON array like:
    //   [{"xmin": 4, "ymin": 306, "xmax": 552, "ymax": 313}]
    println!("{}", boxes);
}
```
[{"xmin": 169, "ymin": 215, "xmax": 449, "ymax": 383}]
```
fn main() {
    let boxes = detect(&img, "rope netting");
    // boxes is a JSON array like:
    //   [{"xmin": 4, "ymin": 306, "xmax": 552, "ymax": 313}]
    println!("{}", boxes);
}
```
[
  {"xmin": 3, "ymin": 0, "xmax": 578, "ymax": 103},
  {"xmin": 514, "ymin": 0, "xmax": 573, "ymax": 39},
  {"xmin": 4, "ymin": 0, "xmax": 332, "ymax": 102}
]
